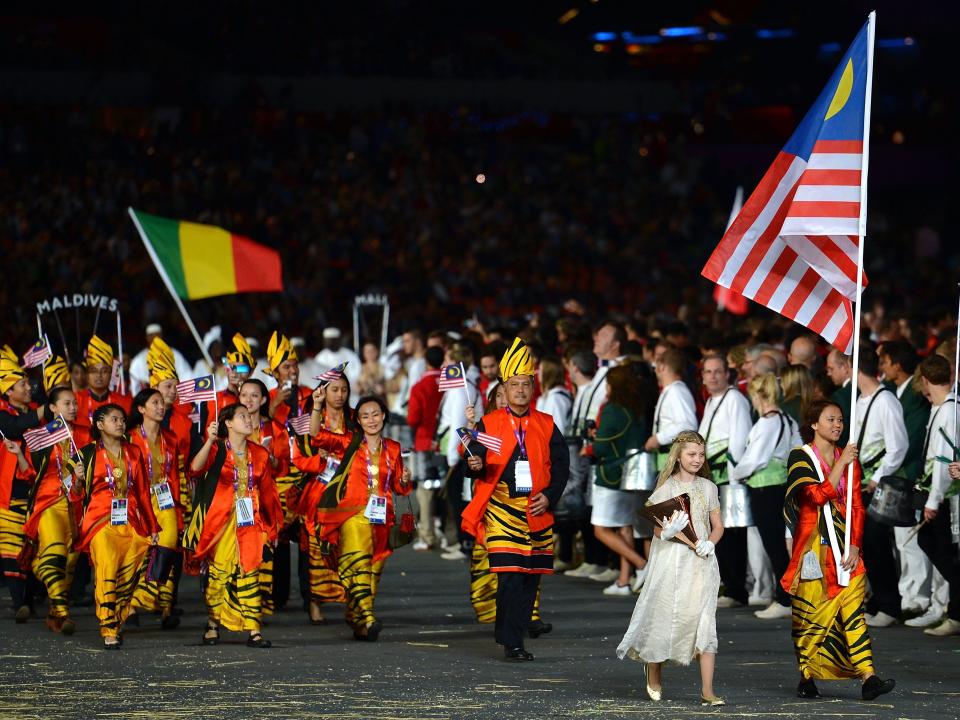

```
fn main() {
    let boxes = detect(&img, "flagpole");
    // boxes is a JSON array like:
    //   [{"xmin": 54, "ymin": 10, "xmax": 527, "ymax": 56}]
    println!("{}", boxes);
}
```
[
  {"xmin": 52, "ymin": 308, "xmax": 71, "ymax": 365},
  {"xmin": 116, "ymin": 310, "xmax": 126, "ymax": 396},
  {"xmin": 459, "ymin": 361, "xmax": 471, "ymax": 409},
  {"xmin": 840, "ymin": 10, "xmax": 876, "ymax": 586},
  {"xmin": 36, "ymin": 314, "xmax": 43, "ymax": 341},
  {"xmin": 128, "ymin": 207, "xmax": 214, "ymax": 369},
  {"xmin": 953, "ymin": 283, "xmax": 960, "ymax": 450},
  {"xmin": 59, "ymin": 413, "xmax": 81, "ymax": 459}
]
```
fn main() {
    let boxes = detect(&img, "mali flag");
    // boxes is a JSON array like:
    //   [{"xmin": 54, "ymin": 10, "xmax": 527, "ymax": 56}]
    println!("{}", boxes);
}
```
[{"xmin": 129, "ymin": 208, "xmax": 283, "ymax": 300}]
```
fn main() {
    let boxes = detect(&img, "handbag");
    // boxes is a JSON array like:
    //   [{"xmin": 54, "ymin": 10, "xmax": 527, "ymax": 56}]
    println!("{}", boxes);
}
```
[
  {"xmin": 720, "ymin": 482, "xmax": 754, "ymax": 527},
  {"xmin": 620, "ymin": 450, "xmax": 658, "ymax": 491},
  {"xmin": 388, "ymin": 492, "xmax": 417, "ymax": 549},
  {"xmin": 868, "ymin": 475, "xmax": 916, "ymax": 526}
]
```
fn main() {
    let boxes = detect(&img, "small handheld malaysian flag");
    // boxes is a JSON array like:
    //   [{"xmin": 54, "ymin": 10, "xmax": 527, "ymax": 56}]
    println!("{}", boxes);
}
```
[
  {"xmin": 24, "ymin": 417, "xmax": 72, "ymax": 452},
  {"xmin": 438, "ymin": 365, "xmax": 467, "ymax": 392},
  {"xmin": 177, "ymin": 375, "xmax": 217, "ymax": 404},
  {"xmin": 22, "ymin": 338, "xmax": 52, "ymax": 369},
  {"xmin": 288, "ymin": 413, "xmax": 313, "ymax": 436},
  {"xmin": 314, "ymin": 362, "xmax": 348, "ymax": 384},
  {"xmin": 458, "ymin": 427, "xmax": 503, "ymax": 455}
]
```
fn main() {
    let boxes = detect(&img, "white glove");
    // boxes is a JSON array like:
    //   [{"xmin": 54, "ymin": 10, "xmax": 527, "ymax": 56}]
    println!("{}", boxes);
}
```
[
  {"xmin": 659, "ymin": 511, "xmax": 689, "ymax": 541},
  {"xmin": 695, "ymin": 539, "xmax": 715, "ymax": 557}
]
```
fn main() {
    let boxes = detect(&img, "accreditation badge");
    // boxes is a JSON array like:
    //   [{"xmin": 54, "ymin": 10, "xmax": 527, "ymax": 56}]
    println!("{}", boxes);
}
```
[
  {"xmin": 61, "ymin": 473, "xmax": 73, "ymax": 495},
  {"xmin": 111, "ymin": 498, "xmax": 128, "ymax": 525},
  {"xmin": 319, "ymin": 457, "xmax": 340, "ymax": 485},
  {"xmin": 364, "ymin": 495, "xmax": 388, "ymax": 525},
  {"xmin": 235, "ymin": 497, "xmax": 255, "ymax": 527},
  {"xmin": 514, "ymin": 460, "xmax": 533, "ymax": 495},
  {"xmin": 154, "ymin": 482, "xmax": 175, "ymax": 510}
]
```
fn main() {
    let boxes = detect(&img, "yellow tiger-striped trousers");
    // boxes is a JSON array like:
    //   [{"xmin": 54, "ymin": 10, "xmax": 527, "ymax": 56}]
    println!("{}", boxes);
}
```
[
  {"xmin": 0, "ymin": 499, "xmax": 29, "ymax": 584},
  {"xmin": 131, "ymin": 504, "xmax": 179, "ymax": 615},
  {"xmin": 206, "ymin": 525, "xmax": 262, "ymax": 632},
  {"xmin": 306, "ymin": 533, "xmax": 346, "ymax": 604},
  {"xmin": 32, "ymin": 498, "xmax": 79, "ymax": 619},
  {"xmin": 338, "ymin": 513, "xmax": 384, "ymax": 631},
  {"xmin": 792, "ymin": 571, "xmax": 875, "ymax": 680},
  {"xmin": 89, "ymin": 524, "xmax": 150, "ymax": 638},
  {"xmin": 470, "ymin": 540, "xmax": 541, "ymax": 624}
]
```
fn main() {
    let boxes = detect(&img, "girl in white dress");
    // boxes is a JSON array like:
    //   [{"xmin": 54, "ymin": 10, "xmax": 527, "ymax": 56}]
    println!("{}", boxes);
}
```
[{"xmin": 616, "ymin": 430, "xmax": 725, "ymax": 706}]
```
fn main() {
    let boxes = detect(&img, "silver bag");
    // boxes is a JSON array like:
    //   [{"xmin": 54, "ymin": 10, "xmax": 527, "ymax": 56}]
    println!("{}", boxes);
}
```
[
  {"xmin": 620, "ymin": 450, "xmax": 658, "ymax": 491},
  {"xmin": 720, "ymin": 482, "xmax": 753, "ymax": 527}
]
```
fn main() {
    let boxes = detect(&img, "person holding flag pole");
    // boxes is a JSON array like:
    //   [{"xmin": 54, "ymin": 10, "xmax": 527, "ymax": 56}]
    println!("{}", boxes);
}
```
[
  {"xmin": 22, "ymin": 360, "xmax": 89, "ymax": 635},
  {"xmin": 702, "ymin": 12, "xmax": 897, "ymax": 700}
]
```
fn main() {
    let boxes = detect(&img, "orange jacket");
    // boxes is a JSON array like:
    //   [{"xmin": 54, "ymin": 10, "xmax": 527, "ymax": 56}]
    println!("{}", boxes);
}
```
[
  {"xmin": 128, "ymin": 426, "xmax": 184, "ymax": 533},
  {"xmin": 190, "ymin": 441, "xmax": 283, "ymax": 573},
  {"xmin": 269, "ymin": 385, "xmax": 312, "ymax": 427},
  {"xmin": 461, "ymin": 407, "xmax": 561, "ymax": 542},
  {"xmin": 0, "ymin": 399, "xmax": 37, "ymax": 509},
  {"xmin": 75, "ymin": 440, "xmax": 160, "ymax": 552},
  {"xmin": 24, "ymin": 426, "xmax": 90, "ymax": 539},
  {"xmin": 75, "ymin": 389, "xmax": 132, "ymax": 432},
  {"xmin": 291, "ymin": 418, "xmax": 354, "ymax": 537}
]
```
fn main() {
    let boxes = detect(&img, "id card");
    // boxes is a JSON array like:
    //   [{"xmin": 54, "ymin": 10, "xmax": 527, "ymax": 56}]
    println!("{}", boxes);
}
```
[
  {"xmin": 235, "ymin": 497, "xmax": 255, "ymax": 527},
  {"xmin": 364, "ymin": 495, "xmax": 388, "ymax": 524},
  {"xmin": 319, "ymin": 457, "xmax": 340, "ymax": 485},
  {"xmin": 799, "ymin": 550, "xmax": 824, "ymax": 580},
  {"xmin": 110, "ymin": 498, "xmax": 128, "ymax": 525},
  {"xmin": 153, "ymin": 482, "xmax": 175, "ymax": 510},
  {"xmin": 514, "ymin": 460, "xmax": 533, "ymax": 494},
  {"xmin": 61, "ymin": 473, "xmax": 73, "ymax": 495}
]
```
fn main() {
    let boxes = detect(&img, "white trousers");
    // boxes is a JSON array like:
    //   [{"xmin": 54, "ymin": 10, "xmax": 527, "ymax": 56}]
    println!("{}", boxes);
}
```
[
  {"xmin": 895, "ymin": 525, "xmax": 932, "ymax": 609},
  {"xmin": 746, "ymin": 526, "xmax": 774, "ymax": 602}
]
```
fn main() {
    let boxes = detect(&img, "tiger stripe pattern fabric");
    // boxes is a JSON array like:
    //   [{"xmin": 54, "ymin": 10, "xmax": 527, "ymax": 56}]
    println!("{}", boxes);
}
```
[
  {"xmin": 470, "ymin": 539, "xmax": 541, "ymax": 623},
  {"xmin": 0, "ymin": 499, "xmax": 29, "ymax": 584},
  {"xmin": 131, "ymin": 498, "xmax": 179, "ymax": 615},
  {"xmin": 792, "ymin": 567, "xmax": 874, "ymax": 680},
  {"xmin": 31, "ymin": 498, "xmax": 79, "ymax": 619},
  {"xmin": 88, "ymin": 524, "xmax": 151, "ymax": 638},
  {"xmin": 484, "ymin": 483, "xmax": 553, "ymax": 574},
  {"xmin": 306, "ymin": 533, "xmax": 346, "ymax": 604},
  {"xmin": 206, "ymin": 525, "xmax": 263, "ymax": 632},
  {"xmin": 338, "ymin": 513, "xmax": 384, "ymax": 631}
]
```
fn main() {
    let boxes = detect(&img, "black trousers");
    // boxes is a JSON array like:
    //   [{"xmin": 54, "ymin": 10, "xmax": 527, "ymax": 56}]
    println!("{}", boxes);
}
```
[
  {"xmin": 717, "ymin": 526, "xmax": 748, "ymax": 604},
  {"xmin": 749, "ymin": 485, "xmax": 791, "ymax": 607},
  {"xmin": 495, "ymin": 572, "xmax": 540, "ymax": 649},
  {"xmin": 272, "ymin": 540, "xmax": 291, "ymax": 609},
  {"xmin": 918, "ymin": 501, "xmax": 960, "ymax": 621},
  {"xmin": 862, "ymin": 493, "xmax": 902, "ymax": 617},
  {"xmin": 445, "ymin": 461, "xmax": 471, "ymax": 547}
]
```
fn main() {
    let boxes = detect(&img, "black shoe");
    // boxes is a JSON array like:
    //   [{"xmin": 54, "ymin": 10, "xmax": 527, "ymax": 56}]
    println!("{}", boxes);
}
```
[
  {"xmin": 161, "ymin": 614, "xmax": 181, "ymax": 630},
  {"xmin": 202, "ymin": 625, "xmax": 220, "ymax": 646},
  {"xmin": 14, "ymin": 606, "xmax": 30, "ymax": 624},
  {"xmin": 103, "ymin": 638, "xmax": 121, "ymax": 651},
  {"xmin": 797, "ymin": 679, "xmax": 821, "ymax": 699},
  {"xmin": 246, "ymin": 632, "xmax": 272, "ymax": 648},
  {"xmin": 862, "ymin": 676, "xmax": 895, "ymax": 701},
  {"xmin": 528, "ymin": 620, "xmax": 553, "ymax": 639},
  {"xmin": 504, "ymin": 647, "xmax": 535, "ymax": 662}
]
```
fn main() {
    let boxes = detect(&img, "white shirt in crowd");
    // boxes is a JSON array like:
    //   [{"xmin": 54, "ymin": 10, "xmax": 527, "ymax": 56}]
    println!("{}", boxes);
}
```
[
  {"xmin": 128, "ymin": 344, "xmax": 194, "ymax": 395},
  {"xmin": 730, "ymin": 411, "xmax": 801, "ymax": 483},
  {"xmin": 394, "ymin": 354, "xmax": 427, "ymax": 414},
  {"xmin": 569, "ymin": 378, "xmax": 597, "ymax": 438},
  {"xmin": 315, "ymin": 346, "xmax": 362, "ymax": 387},
  {"xmin": 653, "ymin": 380, "xmax": 698, "ymax": 447},
  {"xmin": 854, "ymin": 385, "xmax": 908, "ymax": 483},
  {"xmin": 922, "ymin": 391, "xmax": 957, "ymax": 511},
  {"xmin": 536, "ymin": 386, "xmax": 573, "ymax": 437},
  {"xmin": 698, "ymin": 386, "xmax": 752, "ymax": 470}
]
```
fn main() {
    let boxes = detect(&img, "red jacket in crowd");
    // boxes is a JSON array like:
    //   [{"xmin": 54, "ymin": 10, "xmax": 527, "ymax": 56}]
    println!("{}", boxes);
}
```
[{"xmin": 407, "ymin": 368, "xmax": 442, "ymax": 452}]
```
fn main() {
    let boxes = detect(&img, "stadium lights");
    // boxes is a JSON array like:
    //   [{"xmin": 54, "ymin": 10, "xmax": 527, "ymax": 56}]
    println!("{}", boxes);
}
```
[
  {"xmin": 591, "ymin": 31, "xmax": 617, "ymax": 42},
  {"xmin": 621, "ymin": 32, "xmax": 662, "ymax": 45},
  {"xmin": 755, "ymin": 29, "xmax": 796, "ymax": 39},
  {"xmin": 659, "ymin": 26, "xmax": 704, "ymax": 38}
]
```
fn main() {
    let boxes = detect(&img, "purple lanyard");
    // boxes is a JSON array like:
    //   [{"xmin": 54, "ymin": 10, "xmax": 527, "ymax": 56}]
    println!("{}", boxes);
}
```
[
  {"xmin": 102, "ymin": 442, "xmax": 127, "ymax": 495},
  {"xmin": 140, "ymin": 426, "xmax": 170, "ymax": 483},
  {"xmin": 507, "ymin": 411, "xmax": 528, "ymax": 460},
  {"xmin": 365, "ymin": 439, "xmax": 389, "ymax": 493},
  {"xmin": 227, "ymin": 441, "xmax": 254, "ymax": 496}
]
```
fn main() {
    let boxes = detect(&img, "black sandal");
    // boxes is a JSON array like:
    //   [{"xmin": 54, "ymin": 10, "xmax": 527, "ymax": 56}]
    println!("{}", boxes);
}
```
[
  {"xmin": 202, "ymin": 623, "xmax": 220, "ymax": 646},
  {"xmin": 103, "ymin": 637, "xmax": 121, "ymax": 650},
  {"xmin": 246, "ymin": 632, "xmax": 272, "ymax": 648}
]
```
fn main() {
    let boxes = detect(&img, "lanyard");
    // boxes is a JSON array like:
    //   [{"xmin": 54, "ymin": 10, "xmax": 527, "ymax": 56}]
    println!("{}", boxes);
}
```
[
  {"xmin": 140, "ymin": 426, "xmax": 170, "ymax": 483},
  {"xmin": 810, "ymin": 443, "xmax": 842, "ymax": 491},
  {"xmin": 54, "ymin": 443, "xmax": 70, "ymax": 495},
  {"xmin": 507, "ymin": 410, "xmax": 528, "ymax": 460},
  {"xmin": 102, "ymin": 442, "xmax": 128, "ymax": 497},
  {"xmin": 365, "ymin": 438, "xmax": 389, "ymax": 492},
  {"xmin": 227, "ymin": 441, "xmax": 254, "ymax": 496}
]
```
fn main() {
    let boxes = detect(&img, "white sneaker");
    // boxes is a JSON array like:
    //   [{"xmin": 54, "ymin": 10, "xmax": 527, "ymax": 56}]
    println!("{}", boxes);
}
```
[
  {"xmin": 554, "ymin": 559, "xmax": 574, "ymax": 572},
  {"xmin": 905, "ymin": 606, "xmax": 945, "ymax": 628},
  {"xmin": 748, "ymin": 595, "xmax": 771, "ymax": 607},
  {"xmin": 412, "ymin": 540, "xmax": 431, "ymax": 552},
  {"xmin": 631, "ymin": 566, "xmax": 648, "ymax": 593},
  {"xmin": 602, "ymin": 581, "xmax": 633, "ymax": 596},
  {"xmin": 588, "ymin": 568, "xmax": 620, "ymax": 583},
  {"xmin": 564, "ymin": 563, "xmax": 600, "ymax": 578},
  {"xmin": 754, "ymin": 602, "xmax": 792, "ymax": 619},
  {"xmin": 716, "ymin": 596, "xmax": 744, "ymax": 608},
  {"xmin": 866, "ymin": 611, "xmax": 899, "ymax": 628},
  {"xmin": 441, "ymin": 549, "xmax": 466, "ymax": 561},
  {"xmin": 924, "ymin": 618, "xmax": 960, "ymax": 637}
]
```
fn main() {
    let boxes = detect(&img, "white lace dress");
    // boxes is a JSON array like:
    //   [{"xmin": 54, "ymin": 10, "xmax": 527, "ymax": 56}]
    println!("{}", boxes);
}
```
[{"xmin": 616, "ymin": 475, "xmax": 721, "ymax": 665}]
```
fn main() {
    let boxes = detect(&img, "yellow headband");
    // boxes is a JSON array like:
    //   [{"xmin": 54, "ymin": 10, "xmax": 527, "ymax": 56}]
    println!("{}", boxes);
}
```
[
  {"xmin": 267, "ymin": 331, "xmax": 297, "ymax": 373},
  {"xmin": 499, "ymin": 337, "xmax": 535, "ymax": 381},
  {"xmin": 147, "ymin": 337, "xmax": 178, "ymax": 387},
  {"xmin": 0, "ymin": 357, "xmax": 26, "ymax": 395},
  {"xmin": 43, "ymin": 355, "xmax": 70, "ymax": 393},
  {"xmin": 225, "ymin": 333, "xmax": 256, "ymax": 370},
  {"xmin": 85, "ymin": 334, "xmax": 114, "ymax": 369}
]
